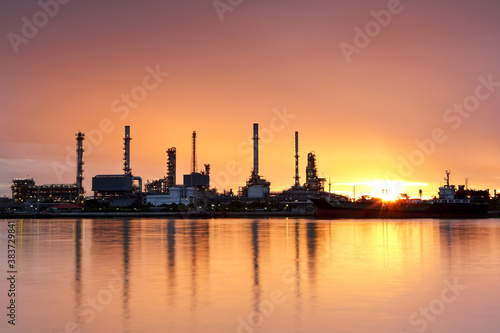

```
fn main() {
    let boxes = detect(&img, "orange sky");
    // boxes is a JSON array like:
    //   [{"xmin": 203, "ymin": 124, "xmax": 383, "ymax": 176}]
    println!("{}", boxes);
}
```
[{"xmin": 1, "ymin": 0, "xmax": 500, "ymax": 198}]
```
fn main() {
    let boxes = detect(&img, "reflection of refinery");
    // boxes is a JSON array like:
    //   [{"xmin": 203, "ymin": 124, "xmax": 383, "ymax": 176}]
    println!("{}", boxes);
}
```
[{"xmin": 9, "ymin": 123, "xmax": 353, "ymax": 211}]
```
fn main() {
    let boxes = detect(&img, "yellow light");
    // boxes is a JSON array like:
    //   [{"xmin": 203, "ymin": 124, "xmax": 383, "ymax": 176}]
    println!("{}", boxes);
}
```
[
  {"xmin": 336, "ymin": 180, "xmax": 428, "ymax": 202},
  {"xmin": 370, "ymin": 180, "xmax": 427, "ymax": 201},
  {"xmin": 371, "ymin": 181, "xmax": 400, "ymax": 201}
]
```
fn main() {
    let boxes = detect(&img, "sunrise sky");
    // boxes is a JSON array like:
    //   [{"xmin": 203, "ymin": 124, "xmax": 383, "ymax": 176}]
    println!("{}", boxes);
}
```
[{"xmin": 1, "ymin": 0, "xmax": 500, "ymax": 199}]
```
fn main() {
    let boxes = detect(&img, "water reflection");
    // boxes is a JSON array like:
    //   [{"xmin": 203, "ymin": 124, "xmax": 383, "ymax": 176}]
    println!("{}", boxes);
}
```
[
  {"xmin": 251, "ymin": 219, "xmax": 261, "ymax": 322},
  {"xmin": 306, "ymin": 222, "xmax": 318, "ymax": 292},
  {"xmin": 122, "ymin": 220, "xmax": 130, "ymax": 333},
  {"xmin": 438, "ymin": 221, "xmax": 499, "ymax": 276},
  {"xmin": 5, "ymin": 218, "xmax": 500, "ymax": 333},
  {"xmin": 293, "ymin": 221, "xmax": 303, "ymax": 332},
  {"xmin": 166, "ymin": 220, "xmax": 176, "ymax": 308},
  {"xmin": 190, "ymin": 221, "xmax": 210, "ymax": 332},
  {"xmin": 74, "ymin": 219, "xmax": 83, "ymax": 326}
]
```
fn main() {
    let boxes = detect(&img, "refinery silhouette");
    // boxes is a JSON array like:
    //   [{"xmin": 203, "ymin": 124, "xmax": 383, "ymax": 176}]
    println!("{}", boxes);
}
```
[{"xmin": 6, "ymin": 123, "xmax": 342, "ymax": 217}]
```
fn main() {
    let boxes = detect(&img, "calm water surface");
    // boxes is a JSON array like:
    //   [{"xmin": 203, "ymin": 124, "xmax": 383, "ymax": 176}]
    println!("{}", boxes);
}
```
[{"xmin": 1, "ymin": 218, "xmax": 500, "ymax": 333}]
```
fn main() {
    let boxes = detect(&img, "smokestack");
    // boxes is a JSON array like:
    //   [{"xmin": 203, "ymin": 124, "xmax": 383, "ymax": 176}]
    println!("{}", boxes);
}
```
[
  {"xmin": 191, "ymin": 131, "xmax": 197, "ymax": 173},
  {"xmin": 204, "ymin": 163, "xmax": 210, "ymax": 178},
  {"xmin": 167, "ymin": 147, "xmax": 176, "ymax": 187},
  {"xmin": 76, "ymin": 131, "xmax": 85, "ymax": 203},
  {"xmin": 294, "ymin": 131, "xmax": 300, "ymax": 187},
  {"xmin": 123, "ymin": 125, "xmax": 131, "ymax": 175},
  {"xmin": 253, "ymin": 123, "xmax": 259, "ymax": 176}
]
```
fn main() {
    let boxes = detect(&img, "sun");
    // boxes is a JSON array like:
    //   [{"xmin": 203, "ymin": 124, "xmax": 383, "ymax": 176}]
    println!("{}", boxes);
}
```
[
  {"xmin": 370, "ymin": 180, "xmax": 427, "ymax": 202},
  {"xmin": 371, "ymin": 181, "xmax": 400, "ymax": 201}
]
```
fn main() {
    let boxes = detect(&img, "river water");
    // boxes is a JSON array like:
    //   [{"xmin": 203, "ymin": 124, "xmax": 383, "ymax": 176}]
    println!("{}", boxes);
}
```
[{"xmin": 1, "ymin": 218, "xmax": 500, "ymax": 333}]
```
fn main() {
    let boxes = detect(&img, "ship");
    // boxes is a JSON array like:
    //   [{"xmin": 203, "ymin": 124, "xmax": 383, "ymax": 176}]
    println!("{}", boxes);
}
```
[{"xmin": 311, "ymin": 171, "xmax": 490, "ymax": 219}]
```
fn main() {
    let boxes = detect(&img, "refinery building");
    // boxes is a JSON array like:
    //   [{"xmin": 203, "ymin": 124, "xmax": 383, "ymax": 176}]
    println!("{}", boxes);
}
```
[{"xmin": 11, "ymin": 132, "xmax": 85, "ymax": 206}]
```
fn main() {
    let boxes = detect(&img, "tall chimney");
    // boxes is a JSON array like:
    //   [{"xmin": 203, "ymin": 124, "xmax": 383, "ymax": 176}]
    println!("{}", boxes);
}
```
[
  {"xmin": 167, "ymin": 147, "xmax": 176, "ymax": 187},
  {"xmin": 294, "ymin": 131, "xmax": 300, "ymax": 187},
  {"xmin": 123, "ymin": 125, "xmax": 131, "ymax": 175},
  {"xmin": 204, "ymin": 163, "xmax": 210, "ymax": 178},
  {"xmin": 253, "ymin": 123, "xmax": 259, "ymax": 176},
  {"xmin": 191, "ymin": 131, "xmax": 197, "ymax": 173},
  {"xmin": 76, "ymin": 132, "xmax": 85, "ymax": 203}
]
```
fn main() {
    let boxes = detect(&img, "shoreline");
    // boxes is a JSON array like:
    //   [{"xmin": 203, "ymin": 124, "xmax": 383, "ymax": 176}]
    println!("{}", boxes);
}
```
[{"xmin": 0, "ymin": 211, "xmax": 314, "ymax": 220}]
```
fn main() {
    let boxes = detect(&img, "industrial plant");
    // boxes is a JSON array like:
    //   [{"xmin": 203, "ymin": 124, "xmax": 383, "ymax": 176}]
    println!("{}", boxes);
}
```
[
  {"xmin": 7, "ymin": 122, "xmax": 344, "ymax": 215},
  {"xmin": 239, "ymin": 123, "xmax": 271, "ymax": 199},
  {"xmin": 91, "ymin": 126, "xmax": 143, "ymax": 207},
  {"xmin": 11, "ymin": 131, "xmax": 86, "ymax": 207}
]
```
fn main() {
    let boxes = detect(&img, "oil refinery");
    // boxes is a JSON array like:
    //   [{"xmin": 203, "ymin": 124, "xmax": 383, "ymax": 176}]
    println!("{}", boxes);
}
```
[
  {"xmin": 7, "ymin": 122, "xmax": 498, "ymax": 218},
  {"xmin": 7, "ymin": 122, "xmax": 338, "ymax": 215}
]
